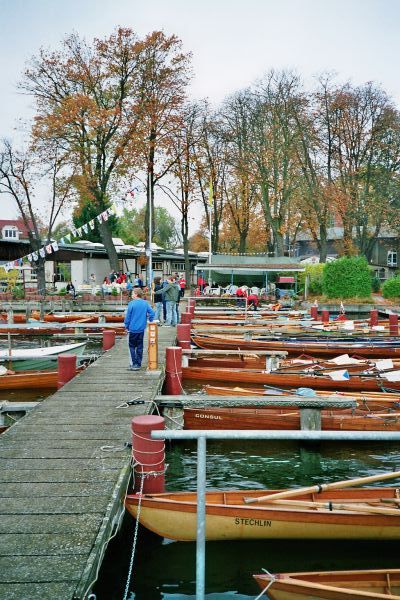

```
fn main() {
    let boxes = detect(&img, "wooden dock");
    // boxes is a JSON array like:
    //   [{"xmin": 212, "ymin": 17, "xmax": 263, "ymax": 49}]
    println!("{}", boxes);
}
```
[{"xmin": 0, "ymin": 326, "xmax": 177, "ymax": 600}]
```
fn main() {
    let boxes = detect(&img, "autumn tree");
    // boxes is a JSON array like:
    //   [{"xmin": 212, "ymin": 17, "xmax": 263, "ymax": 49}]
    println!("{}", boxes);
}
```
[
  {"xmin": 20, "ymin": 28, "xmax": 191, "ymax": 273},
  {"xmin": 133, "ymin": 31, "xmax": 192, "ymax": 281},
  {"xmin": 246, "ymin": 71, "xmax": 304, "ymax": 255},
  {"xmin": 220, "ymin": 92, "xmax": 261, "ymax": 253},
  {"xmin": 0, "ymin": 140, "xmax": 73, "ymax": 293},
  {"xmin": 159, "ymin": 102, "xmax": 205, "ymax": 285}
]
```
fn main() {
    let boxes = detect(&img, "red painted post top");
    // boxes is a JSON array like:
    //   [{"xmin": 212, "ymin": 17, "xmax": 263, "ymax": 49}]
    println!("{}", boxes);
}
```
[
  {"xmin": 370, "ymin": 309, "xmax": 379, "ymax": 326},
  {"xmin": 131, "ymin": 415, "xmax": 165, "ymax": 494},
  {"xmin": 310, "ymin": 306, "xmax": 318, "ymax": 320},
  {"xmin": 177, "ymin": 323, "xmax": 191, "ymax": 350},
  {"xmin": 180, "ymin": 312, "xmax": 192, "ymax": 325},
  {"xmin": 321, "ymin": 309, "xmax": 329, "ymax": 323},
  {"xmin": 103, "ymin": 329, "xmax": 116, "ymax": 350},
  {"xmin": 389, "ymin": 313, "xmax": 399, "ymax": 335},
  {"xmin": 58, "ymin": 354, "xmax": 77, "ymax": 389}
]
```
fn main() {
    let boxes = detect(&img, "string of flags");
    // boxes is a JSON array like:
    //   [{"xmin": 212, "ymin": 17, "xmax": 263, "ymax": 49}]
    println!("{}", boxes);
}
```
[{"xmin": 2, "ymin": 204, "xmax": 118, "ymax": 272}]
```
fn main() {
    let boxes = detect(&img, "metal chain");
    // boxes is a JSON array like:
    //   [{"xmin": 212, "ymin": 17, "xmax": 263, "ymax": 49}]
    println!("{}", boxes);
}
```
[{"xmin": 122, "ymin": 470, "xmax": 145, "ymax": 600}]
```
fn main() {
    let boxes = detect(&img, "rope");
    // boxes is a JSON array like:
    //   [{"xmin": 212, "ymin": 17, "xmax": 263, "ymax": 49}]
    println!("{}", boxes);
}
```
[
  {"xmin": 122, "ymin": 468, "xmax": 144, "ymax": 600},
  {"xmin": 253, "ymin": 569, "xmax": 276, "ymax": 600}
]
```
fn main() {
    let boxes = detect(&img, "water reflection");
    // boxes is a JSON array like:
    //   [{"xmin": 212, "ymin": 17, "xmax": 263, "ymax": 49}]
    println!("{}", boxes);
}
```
[{"xmin": 94, "ymin": 439, "xmax": 400, "ymax": 599}]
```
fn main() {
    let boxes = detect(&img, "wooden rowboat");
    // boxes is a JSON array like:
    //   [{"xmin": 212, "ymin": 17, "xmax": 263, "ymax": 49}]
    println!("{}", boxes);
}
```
[
  {"xmin": 253, "ymin": 568, "xmax": 400, "ymax": 599},
  {"xmin": 183, "ymin": 406, "xmax": 400, "ymax": 431},
  {"xmin": 125, "ymin": 486, "xmax": 400, "ymax": 541},
  {"xmin": 0, "ymin": 369, "xmax": 59, "ymax": 389},
  {"xmin": 183, "ymin": 366, "xmax": 400, "ymax": 392},
  {"xmin": 30, "ymin": 311, "xmax": 124, "ymax": 323},
  {"xmin": 192, "ymin": 334, "xmax": 400, "ymax": 358},
  {"xmin": 0, "ymin": 342, "xmax": 87, "ymax": 371}
]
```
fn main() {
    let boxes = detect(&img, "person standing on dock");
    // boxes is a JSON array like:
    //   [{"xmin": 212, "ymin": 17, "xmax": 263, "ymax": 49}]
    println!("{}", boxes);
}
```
[{"xmin": 124, "ymin": 288, "xmax": 155, "ymax": 370}]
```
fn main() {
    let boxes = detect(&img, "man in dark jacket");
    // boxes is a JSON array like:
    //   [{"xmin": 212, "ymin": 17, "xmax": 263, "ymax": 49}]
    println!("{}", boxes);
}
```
[
  {"xmin": 154, "ymin": 277, "xmax": 180, "ymax": 326},
  {"xmin": 124, "ymin": 289, "xmax": 155, "ymax": 370}
]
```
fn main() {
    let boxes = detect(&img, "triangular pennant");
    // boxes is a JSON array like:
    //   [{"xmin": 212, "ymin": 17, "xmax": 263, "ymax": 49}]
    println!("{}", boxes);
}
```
[
  {"xmin": 75, "ymin": 227, "xmax": 82, "ymax": 236},
  {"xmin": 27, "ymin": 254, "xmax": 33, "ymax": 262},
  {"xmin": 45, "ymin": 244, "xmax": 53, "ymax": 254},
  {"xmin": 39, "ymin": 248, "xmax": 46, "ymax": 258},
  {"xmin": 102, "ymin": 210, "xmax": 109, "ymax": 222},
  {"xmin": 82, "ymin": 224, "xmax": 88, "ymax": 234},
  {"xmin": 59, "ymin": 237, "xmax": 65, "ymax": 245},
  {"xmin": 32, "ymin": 252, "xmax": 38, "ymax": 261},
  {"xmin": 88, "ymin": 219, "xmax": 95, "ymax": 230},
  {"xmin": 64, "ymin": 233, "xmax": 71, "ymax": 243},
  {"xmin": 96, "ymin": 214, "xmax": 102, "ymax": 223},
  {"xmin": 52, "ymin": 241, "xmax": 59, "ymax": 252}
]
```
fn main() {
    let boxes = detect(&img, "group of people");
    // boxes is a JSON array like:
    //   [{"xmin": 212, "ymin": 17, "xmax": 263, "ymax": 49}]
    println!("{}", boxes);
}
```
[{"xmin": 124, "ymin": 272, "xmax": 186, "ymax": 370}]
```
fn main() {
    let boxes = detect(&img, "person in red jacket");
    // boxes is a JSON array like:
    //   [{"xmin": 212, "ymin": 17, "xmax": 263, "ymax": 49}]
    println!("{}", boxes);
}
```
[
  {"xmin": 247, "ymin": 292, "xmax": 259, "ymax": 311},
  {"xmin": 178, "ymin": 274, "xmax": 186, "ymax": 298}
]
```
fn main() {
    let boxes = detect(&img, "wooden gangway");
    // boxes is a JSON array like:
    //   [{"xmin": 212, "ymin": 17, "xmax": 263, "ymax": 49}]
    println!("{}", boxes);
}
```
[{"xmin": 0, "ymin": 327, "xmax": 177, "ymax": 599}]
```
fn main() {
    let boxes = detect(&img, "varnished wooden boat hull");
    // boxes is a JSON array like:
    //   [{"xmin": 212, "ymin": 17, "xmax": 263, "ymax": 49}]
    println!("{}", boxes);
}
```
[
  {"xmin": 253, "ymin": 569, "xmax": 400, "ymax": 599},
  {"xmin": 0, "ymin": 369, "xmax": 59, "ymax": 389},
  {"xmin": 31, "ymin": 311, "xmax": 124, "ymax": 323},
  {"xmin": 192, "ymin": 335, "xmax": 400, "ymax": 358},
  {"xmin": 183, "ymin": 407, "xmax": 400, "ymax": 431},
  {"xmin": 125, "ymin": 487, "xmax": 400, "ymax": 541},
  {"xmin": 183, "ymin": 366, "xmax": 398, "ymax": 392}
]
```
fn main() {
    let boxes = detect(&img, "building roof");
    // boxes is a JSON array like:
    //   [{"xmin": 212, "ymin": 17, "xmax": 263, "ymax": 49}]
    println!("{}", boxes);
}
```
[{"xmin": 0, "ymin": 219, "xmax": 34, "ymax": 236}]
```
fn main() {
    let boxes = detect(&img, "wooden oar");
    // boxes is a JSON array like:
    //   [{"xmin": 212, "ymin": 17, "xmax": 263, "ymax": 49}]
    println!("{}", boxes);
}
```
[
  {"xmin": 250, "ymin": 498, "xmax": 400, "ymax": 516},
  {"xmin": 243, "ymin": 470, "xmax": 400, "ymax": 504}
]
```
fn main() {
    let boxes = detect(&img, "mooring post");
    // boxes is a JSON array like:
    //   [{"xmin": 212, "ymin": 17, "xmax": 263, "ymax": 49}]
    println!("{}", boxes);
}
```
[
  {"xmin": 57, "ymin": 354, "xmax": 77, "ymax": 389},
  {"xmin": 164, "ymin": 346, "xmax": 183, "ymax": 395},
  {"xmin": 310, "ymin": 305, "xmax": 318, "ymax": 320},
  {"xmin": 321, "ymin": 309, "xmax": 329, "ymax": 323},
  {"xmin": 300, "ymin": 408, "xmax": 322, "ymax": 431},
  {"xmin": 389, "ymin": 313, "xmax": 398, "ymax": 336},
  {"xmin": 131, "ymin": 415, "xmax": 165, "ymax": 493},
  {"xmin": 147, "ymin": 322, "xmax": 158, "ymax": 370},
  {"xmin": 102, "ymin": 330, "xmax": 115, "ymax": 350},
  {"xmin": 177, "ymin": 323, "xmax": 191, "ymax": 350},
  {"xmin": 180, "ymin": 311, "xmax": 192, "ymax": 325},
  {"xmin": 370, "ymin": 309, "xmax": 378, "ymax": 326}
]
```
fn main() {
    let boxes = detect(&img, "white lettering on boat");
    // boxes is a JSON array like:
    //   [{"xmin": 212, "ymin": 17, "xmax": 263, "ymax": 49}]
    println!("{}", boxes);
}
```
[
  {"xmin": 234, "ymin": 517, "xmax": 272, "ymax": 527},
  {"xmin": 194, "ymin": 413, "xmax": 222, "ymax": 420}
]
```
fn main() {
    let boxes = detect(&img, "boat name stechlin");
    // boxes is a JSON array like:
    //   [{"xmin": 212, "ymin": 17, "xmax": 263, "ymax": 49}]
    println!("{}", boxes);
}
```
[
  {"xmin": 194, "ymin": 413, "xmax": 223, "ymax": 420},
  {"xmin": 234, "ymin": 518, "xmax": 272, "ymax": 527}
]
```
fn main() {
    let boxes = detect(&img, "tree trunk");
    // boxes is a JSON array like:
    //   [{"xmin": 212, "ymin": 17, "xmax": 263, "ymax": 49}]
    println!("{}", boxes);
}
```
[
  {"xmin": 36, "ymin": 258, "xmax": 46, "ymax": 296},
  {"xmin": 98, "ymin": 219, "xmax": 119, "ymax": 271},
  {"xmin": 318, "ymin": 224, "xmax": 328, "ymax": 263},
  {"xmin": 275, "ymin": 232, "xmax": 285, "ymax": 257},
  {"xmin": 239, "ymin": 230, "xmax": 248, "ymax": 253}
]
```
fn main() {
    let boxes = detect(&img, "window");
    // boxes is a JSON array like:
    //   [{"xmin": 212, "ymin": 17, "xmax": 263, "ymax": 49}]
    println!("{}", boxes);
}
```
[
  {"xmin": 3, "ymin": 228, "xmax": 17, "ymax": 239},
  {"xmin": 388, "ymin": 250, "xmax": 397, "ymax": 267},
  {"xmin": 172, "ymin": 262, "xmax": 185, "ymax": 272},
  {"xmin": 152, "ymin": 261, "xmax": 163, "ymax": 270},
  {"xmin": 55, "ymin": 262, "xmax": 71, "ymax": 282}
]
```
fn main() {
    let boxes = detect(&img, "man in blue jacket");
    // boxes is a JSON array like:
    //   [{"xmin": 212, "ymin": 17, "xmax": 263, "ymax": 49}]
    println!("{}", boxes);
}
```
[{"xmin": 124, "ymin": 288, "xmax": 155, "ymax": 370}]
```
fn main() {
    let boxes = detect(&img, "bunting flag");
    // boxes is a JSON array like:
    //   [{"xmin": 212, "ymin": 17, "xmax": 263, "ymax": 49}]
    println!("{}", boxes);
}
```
[{"xmin": 3, "ymin": 205, "xmax": 121, "ymax": 268}]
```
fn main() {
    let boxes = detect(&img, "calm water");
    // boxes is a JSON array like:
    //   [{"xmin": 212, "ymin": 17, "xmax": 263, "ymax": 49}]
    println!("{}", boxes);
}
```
[{"xmin": 94, "ymin": 439, "xmax": 400, "ymax": 599}]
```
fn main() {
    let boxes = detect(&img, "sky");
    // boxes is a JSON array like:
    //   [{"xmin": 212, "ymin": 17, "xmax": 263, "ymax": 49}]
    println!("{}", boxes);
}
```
[{"xmin": 1, "ymin": 0, "xmax": 400, "ymax": 227}]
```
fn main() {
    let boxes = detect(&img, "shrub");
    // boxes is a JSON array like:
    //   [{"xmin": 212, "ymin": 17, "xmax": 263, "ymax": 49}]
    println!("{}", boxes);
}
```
[
  {"xmin": 322, "ymin": 256, "xmax": 371, "ymax": 299},
  {"xmin": 111, "ymin": 287, "xmax": 119, "ymax": 296},
  {"xmin": 382, "ymin": 276, "xmax": 400, "ymax": 299},
  {"xmin": 58, "ymin": 288, "xmax": 67, "ymax": 296},
  {"xmin": 12, "ymin": 286, "xmax": 25, "ymax": 300},
  {"xmin": 298, "ymin": 264, "xmax": 325, "ymax": 296},
  {"xmin": 371, "ymin": 276, "xmax": 381, "ymax": 293}
]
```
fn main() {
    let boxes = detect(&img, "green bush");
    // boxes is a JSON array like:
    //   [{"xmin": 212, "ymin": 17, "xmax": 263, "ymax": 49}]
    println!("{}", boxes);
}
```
[
  {"xmin": 382, "ymin": 276, "xmax": 400, "ymax": 299},
  {"xmin": 298, "ymin": 264, "xmax": 325, "ymax": 296},
  {"xmin": 58, "ymin": 288, "xmax": 67, "ymax": 296},
  {"xmin": 322, "ymin": 256, "xmax": 371, "ymax": 299},
  {"xmin": 12, "ymin": 286, "xmax": 25, "ymax": 300},
  {"xmin": 371, "ymin": 276, "xmax": 381, "ymax": 293},
  {"xmin": 111, "ymin": 287, "xmax": 118, "ymax": 296}
]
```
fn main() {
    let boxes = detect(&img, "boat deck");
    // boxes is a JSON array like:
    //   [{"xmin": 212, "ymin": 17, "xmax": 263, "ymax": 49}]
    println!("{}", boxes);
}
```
[{"xmin": 0, "ymin": 326, "xmax": 176, "ymax": 600}]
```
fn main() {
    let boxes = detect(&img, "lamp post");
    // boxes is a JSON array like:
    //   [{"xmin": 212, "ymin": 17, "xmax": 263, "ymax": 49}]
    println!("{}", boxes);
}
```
[{"xmin": 146, "ymin": 171, "xmax": 153, "ymax": 289}]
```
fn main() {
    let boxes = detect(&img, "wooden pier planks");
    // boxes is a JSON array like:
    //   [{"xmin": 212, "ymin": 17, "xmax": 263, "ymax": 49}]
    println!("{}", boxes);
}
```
[{"xmin": 0, "ymin": 326, "xmax": 176, "ymax": 600}]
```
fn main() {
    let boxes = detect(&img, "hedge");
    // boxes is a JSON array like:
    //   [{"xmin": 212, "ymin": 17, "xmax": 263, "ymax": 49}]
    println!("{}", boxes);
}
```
[
  {"xmin": 322, "ymin": 256, "xmax": 371, "ymax": 299},
  {"xmin": 382, "ymin": 276, "xmax": 400, "ymax": 299}
]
